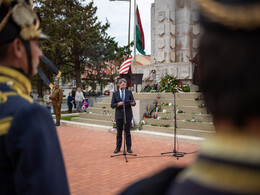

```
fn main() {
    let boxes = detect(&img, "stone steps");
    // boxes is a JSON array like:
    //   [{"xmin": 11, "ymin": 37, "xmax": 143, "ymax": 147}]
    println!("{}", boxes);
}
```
[
  {"xmin": 158, "ymin": 92, "xmax": 202, "ymax": 99},
  {"xmin": 134, "ymin": 92, "xmax": 202, "ymax": 100},
  {"xmin": 93, "ymin": 102, "xmax": 111, "ymax": 108},
  {"xmin": 71, "ymin": 117, "xmax": 113, "ymax": 126},
  {"xmin": 157, "ymin": 99, "xmax": 204, "ymax": 106},
  {"xmin": 144, "ymin": 118, "xmax": 214, "ymax": 131},
  {"xmin": 139, "ymin": 92, "xmax": 213, "ymax": 138},
  {"xmin": 141, "ymin": 125, "xmax": 214, "ymax": 138},
  {"xmin": 157, "ymin": 113, "xmax": 212, "ymax": 122},
  {"xmin": 99, "ymin": 97, "xmax": 112, "ymax": 103},
  {"xmin": 71, "ymin": 92, "xmax": 213, "ymax": 140},
  {"xmin": 79, "ymin": 113, "xmax": 115, "ymax": 121},
  {"xmin": 160, "ymin": 105, "xmax": 207, "ymax": 114},
  {"xmin": 87, "ymin": 107, "xmax": 114, "ymax": 115}
]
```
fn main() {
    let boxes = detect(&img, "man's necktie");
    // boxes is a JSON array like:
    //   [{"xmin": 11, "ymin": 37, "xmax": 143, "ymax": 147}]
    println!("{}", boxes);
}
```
[{"xmin": 121, "ymin": 89, "xmax": 124, "ymax": 102}]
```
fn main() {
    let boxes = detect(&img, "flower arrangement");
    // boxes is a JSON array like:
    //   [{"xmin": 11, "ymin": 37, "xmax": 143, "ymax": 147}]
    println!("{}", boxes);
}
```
[
  {"xmin": 112, "ymin": 120, "xmax": 116, "ymax": 128},
  {"xmin": 139, "ymin": 120, "xmax": 146, "ymax": 130},
  {"xmin": 131, "ymin": 119, "xmax": 135, "ymax": 128},
  {"xmin": 185, "ymin": 118, "xmax": 202, "ymax": 123},
  {"xmin": 177, "ymin": 110, "xmax": 185, "ymax": 114},
  {"xmin": 157, "ymin": 117, "xmax": 169, "ymax": 120},
  {"xmin": 158, "ymin": 74, "xmax": 191, "ymax": 93},
  {"xmin": 198, "ymin": 103, "xmax": 205, "ymax": 108}
]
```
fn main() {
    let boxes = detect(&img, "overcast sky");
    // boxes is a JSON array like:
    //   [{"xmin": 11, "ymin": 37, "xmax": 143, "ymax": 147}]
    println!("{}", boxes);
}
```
[{"xmin": 84, "ymin": 0, "xmax": 154, "ymax": 55}]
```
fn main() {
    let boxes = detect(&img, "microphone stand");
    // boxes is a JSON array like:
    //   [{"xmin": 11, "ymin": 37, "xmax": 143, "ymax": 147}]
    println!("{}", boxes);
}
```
[
  {"xmin": 161, "ymin": 91, "xmax": 186, "ymax": 160},
  {"xmin": 111, "ymin": 93, "xmax": 137, "ymax": 163}
]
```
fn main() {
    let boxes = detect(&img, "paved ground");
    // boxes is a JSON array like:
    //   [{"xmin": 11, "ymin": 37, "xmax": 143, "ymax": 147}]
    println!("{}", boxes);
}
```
[{"xmin": 57, "ymin": 126, "xmax": 200, "ymax": 195}]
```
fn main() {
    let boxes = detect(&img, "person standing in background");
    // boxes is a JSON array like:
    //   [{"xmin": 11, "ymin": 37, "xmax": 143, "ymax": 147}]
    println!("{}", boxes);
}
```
[
  {"xmin": 43, "ymin": 90, "xmax": 52, "ymax": 113},
  {"xmin": 72, "ymin": 88, "xmax": 76, "ymax": 108},
  {"xmin": 75, "ymin": 87, "xmax": 85, "ymax": 112},
  {"xmin": 67, "ymin": 92, "xmax": 74, "ymax": 113},
  {"xmin": 51, "ymin": 83, "xmax": 63, "ymax": 126},
  {"xmin": 189, "ymin": 52, "xmax": 201, "ymax": 92}
]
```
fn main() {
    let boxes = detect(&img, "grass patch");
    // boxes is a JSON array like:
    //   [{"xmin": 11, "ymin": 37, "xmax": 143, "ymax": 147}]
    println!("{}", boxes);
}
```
[
  {"xmin": 151, "ymin": 124, "xmax": 170, "ymax": 128},
  {"xmin": 61, "ymin": 116, "xmax": 79, "ymax": 121}
]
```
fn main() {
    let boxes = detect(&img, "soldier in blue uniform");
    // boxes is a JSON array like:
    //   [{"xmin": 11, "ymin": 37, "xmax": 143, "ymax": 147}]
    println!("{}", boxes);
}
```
[{"xmin": 0, "ymin": 0, "xmax": 69, "ymax": 194}]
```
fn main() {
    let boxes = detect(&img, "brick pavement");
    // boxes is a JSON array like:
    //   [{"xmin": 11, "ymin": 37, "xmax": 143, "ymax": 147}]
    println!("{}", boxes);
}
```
[{"xmin": 57, "ymin": 126, "xmax": 200, "ymax": 195}]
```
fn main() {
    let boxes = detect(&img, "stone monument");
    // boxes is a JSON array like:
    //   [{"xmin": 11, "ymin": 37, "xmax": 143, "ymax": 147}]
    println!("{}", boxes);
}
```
[{"xmin": 133, "ymin": 0, "xmax": 200, "ymax": 91}]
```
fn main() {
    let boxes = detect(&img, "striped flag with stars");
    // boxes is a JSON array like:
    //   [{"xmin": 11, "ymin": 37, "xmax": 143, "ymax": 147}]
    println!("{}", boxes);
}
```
[{"xmin": 119, "ymin": 56, "xmax": 132, "ymax": 74}]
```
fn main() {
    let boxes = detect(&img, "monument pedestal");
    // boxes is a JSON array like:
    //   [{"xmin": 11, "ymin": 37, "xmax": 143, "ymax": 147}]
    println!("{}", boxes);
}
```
[{"xmin": 133, "ymin": 62, "xmax": 198, "ymax": 92}]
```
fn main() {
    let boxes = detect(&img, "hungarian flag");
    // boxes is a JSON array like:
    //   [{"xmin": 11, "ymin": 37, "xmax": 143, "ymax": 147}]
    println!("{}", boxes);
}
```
[
  {"xmin": 175, "ymin": 87, "xmax": 185, "ymax": 93},
  {"xmin": 136, "ymin": 6, "xmax": 145, "ymax": 55},
  {"xmin": 119, "ymin": 56, "xmax": 132, "ymax": 74}
]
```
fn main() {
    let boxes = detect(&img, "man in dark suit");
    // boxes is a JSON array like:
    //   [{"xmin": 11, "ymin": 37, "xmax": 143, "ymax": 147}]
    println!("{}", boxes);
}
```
[{"xmin": 111, "ymin": 78, "xmax": 136, "ymax": 154}]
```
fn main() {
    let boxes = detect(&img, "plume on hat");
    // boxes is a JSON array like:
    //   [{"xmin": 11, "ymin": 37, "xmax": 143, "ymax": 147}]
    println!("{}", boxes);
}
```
[{"xmin": 0, "ymin": 0, "xmax": 46, "ymax": 41}]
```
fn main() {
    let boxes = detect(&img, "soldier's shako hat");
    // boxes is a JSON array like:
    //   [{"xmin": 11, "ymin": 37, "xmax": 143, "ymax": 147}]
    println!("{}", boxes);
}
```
[
  {"xmin": 198, "ymin": 0, "xmax": 260, "ymax": 30},
  {"xmin": 0, "ymin": 0, "xmax": 61, "ymax": 89},
  {"xmin": 0, "ymin": 0, "xmax": 48, "ymax": 44}
]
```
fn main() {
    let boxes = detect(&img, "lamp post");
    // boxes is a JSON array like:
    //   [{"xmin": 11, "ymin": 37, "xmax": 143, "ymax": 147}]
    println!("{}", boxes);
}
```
[{"xmin": 109, "ymin": 0, "xmax": 131, "ymax": 46}]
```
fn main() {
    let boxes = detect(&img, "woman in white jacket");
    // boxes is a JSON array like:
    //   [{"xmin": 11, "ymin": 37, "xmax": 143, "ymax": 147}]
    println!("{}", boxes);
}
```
[{"xmin": 75, "ymin": 88, "xmax": 85, "ymax": 112}]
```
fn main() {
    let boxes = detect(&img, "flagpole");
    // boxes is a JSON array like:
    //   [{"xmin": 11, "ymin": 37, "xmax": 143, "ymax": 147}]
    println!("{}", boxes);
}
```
[
  {"xmin": 128, "ymin": 0, "xmax": 131, "ymax": 45},
  {"xmin": 134, "ymin": 0, "xmax": 136, "ymax": 66}
]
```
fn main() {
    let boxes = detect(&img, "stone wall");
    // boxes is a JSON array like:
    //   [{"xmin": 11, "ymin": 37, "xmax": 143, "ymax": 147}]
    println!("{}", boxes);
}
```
[{"xmin": 133, "ymin": 62, "xmax": 197, "ymax": 91}]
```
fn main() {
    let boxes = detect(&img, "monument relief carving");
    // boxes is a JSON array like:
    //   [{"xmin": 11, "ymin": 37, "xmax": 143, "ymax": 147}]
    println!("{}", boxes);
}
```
[
  {"xmin": 158, "ymin": 11, "xmax": 165, "ymax": 22},
  {"xmin": 169, "ymin": 67, "xmax": 178, "ymax": 77},
  {"xmin": 158, "ymin": 38, "xmax": 165, "ymax": 49},
  {"xmin": 179, "ymin": 67, "xmax": 190, "ymax": 79},
  {"xmin": 193, "ymin": 39, "xmax": 199, "ymax": 49},
  {"xmin": 169, "ymin": 10, "xmax": 175, "ymax": 22},
  {"xmin": 192, "ymin": 24, "xmax": 200, "ymax": 35},
  {"xmin": 170, "ymin": 24, "xmax": 175, "ymax": 35},
  {"xmin": 156, "ymin": 68, "xmax": 163, "ymax": 80},
  {"xmin": 157, "ymin": 52, "xmax": 165, "ymax": 63},
  {"xmin": 170, "ymin": 38, "xmax": 175, "ymax": 49},
  {"xmin": 170, "ymin": 51, "xmax": 176, "ymax": 62},
  {"xmin": 158, "ymin": 24, "xmax": 165, "ymax": 35},
  {"xmin": 192, "ymin": 11, "xmax": 199, "ymax": 22}
]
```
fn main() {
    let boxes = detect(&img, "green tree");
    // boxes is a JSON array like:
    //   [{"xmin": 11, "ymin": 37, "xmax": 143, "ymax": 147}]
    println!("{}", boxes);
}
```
[{"xmin": 33, "ymin": 0, "xmax": 130, "ymax": 96}]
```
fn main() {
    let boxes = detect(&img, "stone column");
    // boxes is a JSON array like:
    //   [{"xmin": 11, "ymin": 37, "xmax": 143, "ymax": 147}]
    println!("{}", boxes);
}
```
[
  {"xmin": 152, "ymin": 0, "xmax": 176, "ymax": 65},
  {"xmin": 151, "ymin": 3, "xmax": 156, "ymax": 64},
  {"xmin": 191, "ymin": 1, "xmax": 200, "ymax": 58},
  {"xmin": 175, "ymin": 0, "xmax": 192, "ymax": 62}
]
